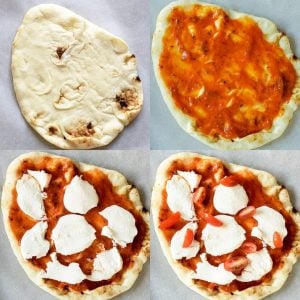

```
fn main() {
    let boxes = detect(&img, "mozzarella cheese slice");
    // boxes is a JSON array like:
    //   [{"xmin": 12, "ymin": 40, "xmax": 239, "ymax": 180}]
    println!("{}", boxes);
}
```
[
  {"xmin": 251, "ymin": 206, "xmax": 287, "ymax": 248},
  {"xmin": 41, "ymin": 253, "xmax": 86, "ymax": 284},
  {"xmin": 20, "ymin": 221, "xmax": 50, "ymax": 259},
  {"xmin": 213, "ymin": 184, "xmax": 248, "ymax": 214},
  {"xmin": 16, "ymin": 174, "xmax": 47, "ymax": 220},
  {"xmin": 64, "ymin": 175, "xmax": 99, "ymax": 214},
  {"xmin": 87, "ymin": 247, "xmax": 123, "ymax": 281},
  {"xmin": 27, "ymin": 170, "xmax": 52, "ymax": 191},
  {"xmin": 100, "ymin": 205, "xmax": 137, "ymax": 247},
  {"xmin": 177, "ymin": 171, "xmax": 202, "ymax": 191},
  {"xmin": 52, "ymin": 214, "xmax": 96, "ymax": 255},
  {"xmin": 192, "ymin": 253, "xmax": 236, "ymax": 285},
  {"xmin": 166, "ymin": 175, "xmax": 196, "ymax": 221},
  {"xmin": 170, "ymin": 222, "xmax": 200, "ymax": 260},
  {"xmin": 202, "ymin": 215, "xmax": 246, "ymax": 256},
  {"xmin": 237, "ymin": 248, "xmax": 273, "ymax": 282}
]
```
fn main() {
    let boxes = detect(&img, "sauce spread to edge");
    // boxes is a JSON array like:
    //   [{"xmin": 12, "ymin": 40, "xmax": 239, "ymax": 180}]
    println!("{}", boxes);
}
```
[
  {"xmin": 158, "ymin": 157, "xmax": 297, "ymax": 293},
  {"xmin": 9, "ymin": 156, "xmax": 148, "ymax": 294},
  {"xmin": 159, "ymin": 4, "xmax": 297, "ymax": 139}
]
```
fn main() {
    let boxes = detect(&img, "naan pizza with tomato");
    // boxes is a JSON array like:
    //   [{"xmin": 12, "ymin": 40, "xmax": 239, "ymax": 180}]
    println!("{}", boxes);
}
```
[
  {"xmin": 152, "ymin": 1, "xmax": 300, "ymax": 149},
  {"xmin": 1, "ymin": 152, "xmax": 149, "ymax": 299},
  {"xmin": 152, "ymin": 152, "xmax": 300, "ymax": 299}
]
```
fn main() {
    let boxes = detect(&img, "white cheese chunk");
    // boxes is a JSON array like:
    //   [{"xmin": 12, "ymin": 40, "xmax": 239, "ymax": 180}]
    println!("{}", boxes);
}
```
[
  {"xmin": 202, "ymin": 215, "xmax": 246, "ymax": 256},
  {"xmin": 170, "ymin": 222, "xmax": 200, "ymax": 260},
  {"xmin": 52, "ymin": 214, "xmax": 96, "ymax": 255},
  {"xmin": 192, "ymin": 253, "xmax": 236, "ymax": 284},
  {"xmin": 64, "ymin": 175, "xmax": 99, "ymax": 214},
  {"xmin": 166, "ymin": 175, "xmax": 196, "ymax": 221},
  {"xmin": 27, "ymin": 170, "xmax": 52, "ymax": 191},
  {"xmin": 177, "ymin": 171, "xmax": 202, "ymax": 191},
  {"xmin": 41, "ymin": 253, "xmax": 86, "ymax": 284},
  {"xmin": 213, "ymin": 184, "xmax": 248, "ymax": 214},
  {"xmin": 87, "ymin": 247, "xmax": 123, "ymax": 281},
  {"xmin": 251, "ymin": 206, "xmax": 287, "ymax": 248},
  {"xmin": 100, "ymin": 205, "xmax": 137, "ymax": 247},
  {"xmin": 20, "ymin": 221, "xmax": 50, "ymax": 259},
  {"xmin": 16, "ymin": 174, "xmax": 47, "ymax": 220},
  {"xmin": 237, "ymin": 248, "xmax": 273, "ymax": 282}
]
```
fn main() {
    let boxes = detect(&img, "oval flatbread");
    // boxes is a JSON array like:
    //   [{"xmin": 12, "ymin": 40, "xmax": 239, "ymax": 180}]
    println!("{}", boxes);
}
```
[
  {"xmin": 1, "ymin": 152, "xmax": 149, "ymax": 299},
  {"xmin": 152, "ymin": 152, "xmax": 300, "ymax": 299},
  {"xmin": 152, "ymin": 0, "xmax": 300, "ymax": 149},
  {"xmin": 12, "ymin": 4, "xmax": 143, "ymax": 149}
]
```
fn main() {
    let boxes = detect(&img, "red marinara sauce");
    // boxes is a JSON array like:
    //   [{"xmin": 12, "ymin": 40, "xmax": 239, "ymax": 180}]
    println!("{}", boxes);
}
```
[
  {"xmin": 8, "ymin": 156, "xmax": 148, "ymax": 293},
  {"xmin": 159, "ymin": 4, "xmax": 297, "ymax": 139},
  {"xmin": 158, "ymin": 157, "xmax": 297, "ymax": 293}
]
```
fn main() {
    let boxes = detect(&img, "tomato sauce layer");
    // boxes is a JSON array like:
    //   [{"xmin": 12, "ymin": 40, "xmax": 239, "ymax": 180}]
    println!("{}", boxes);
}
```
[
  {"xmin": 159, "ymin": 157, "xmax": 297, "ymax": 293},
  {"xmin": 159, "ymin": 5, "xmax": 296, "ymax": 139},
  {"xmin": 9, "ymin": 156, "xmax": 148, "ymax": 293}
]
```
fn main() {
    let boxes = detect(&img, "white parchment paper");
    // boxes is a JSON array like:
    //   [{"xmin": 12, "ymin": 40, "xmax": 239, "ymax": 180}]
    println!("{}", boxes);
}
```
[
  {"xmin": 151, "ymin": 0, "xmax": 300, "ymax": 150},
  {"xmin": 150, "ymin": 150, "xmax": 300, "ymax": 299},
  {"xmin": 0, "ymin": 0, "xmax": 149, "ymax": 150},
  {"xmin": 0, "ymin": 150, "xmax": 150, "ymax": 300}
]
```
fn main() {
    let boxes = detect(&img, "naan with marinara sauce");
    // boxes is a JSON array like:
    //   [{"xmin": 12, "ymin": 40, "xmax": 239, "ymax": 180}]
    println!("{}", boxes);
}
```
[{"xmin": 152, "ymin": 1, "xmax": 300, "ymax": 149}]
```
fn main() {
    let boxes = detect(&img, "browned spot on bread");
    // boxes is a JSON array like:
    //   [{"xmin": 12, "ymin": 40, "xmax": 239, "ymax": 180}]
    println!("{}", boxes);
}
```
[
  {"xmin": 56, "ymin": 47, "xmax": 67, "ymax": 59},
  {"xmin": 66, "ymin": 121, "xmax": 95, "ymax": 137},
  {"xmin": 124, "ymin": 54, "xmax": 136, "ymax": 64},
  {"xmin": 116, "ymin": 89, "xmax": 139, "ymax": 110},
  {"xmin": 136, "ymin": 75, "xmax": 141, "ymax": 82},
  {"xmin": 48, "ymin": 126, "xmax": 58, "ymax": 135}
]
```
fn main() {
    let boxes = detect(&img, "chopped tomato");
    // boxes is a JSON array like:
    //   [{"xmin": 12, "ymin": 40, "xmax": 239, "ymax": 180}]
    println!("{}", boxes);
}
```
[
  {"xmin": 159, "ymin": 212, "xmax": 181, "ymax": 229},
  {"xmin": 220, "ymin": 176, "xmax": 237, "ymax": 187},
  {"xmin": 182, "ymin": 228, "xmax": 194, "ymax": 248},
  {"xmin": 237, "ymin": 206, "xmax": 256, "ymax": 219},
  {"xmin": 224, "ymin": 256, "xmax": 249, "ymax": 275},
  {"xmin": 193, "ymin": 186, "xmax": 206, "ymax": 207},
  {"xmin": 241, "ymin": 241, "xmax": 257, "ymax": 254},
  {"xmin": 273, "ymin": 231, "xmax": 283, "ymax": 248},
  {"xmin": 200, "ymin": 212, "xmax": 223, "ymax": 227}
]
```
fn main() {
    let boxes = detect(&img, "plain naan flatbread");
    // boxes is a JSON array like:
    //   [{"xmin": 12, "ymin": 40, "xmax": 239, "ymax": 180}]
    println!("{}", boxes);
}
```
[{"xmin": 12, "ymin": 4, "xmax": 143, "ymax": 149}]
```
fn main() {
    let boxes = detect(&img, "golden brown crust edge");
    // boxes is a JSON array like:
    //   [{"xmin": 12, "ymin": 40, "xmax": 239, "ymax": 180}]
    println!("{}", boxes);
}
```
[
  {"xmin": 151, "ymin": 152, "xmax": 300, "ymax": 300},
  {"xmin": 1, "ymin": 152, "xmax": 150, "ymax": 300}
]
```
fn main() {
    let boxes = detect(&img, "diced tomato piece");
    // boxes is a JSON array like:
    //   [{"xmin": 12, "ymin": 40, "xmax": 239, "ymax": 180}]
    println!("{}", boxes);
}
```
[
  {"xmin": 182, "ymin": 228, "xmax": 194, "ymax": 248},
  {"xmin": 273, "ymin": 231, "xmax": 283, "ymax": 248},
  {"xmin": 220, "ymin": 176, "xmax": 238, "ymax": 187},
  {"xmin": 241, "ymin": 241, "xmax": 257, "ymax": 254},
  {"xmin": 159, "ymin": 212, "xmax": 181, "ymax": 229},
  {"xmin": 224, "ymin": 256, "xmax": 249, "ymax": 275},
  {"xmin": 200, "ymin": 212, "xmax": 223, "ymax": 227},
  {"xmin": 193, "ymin": 187, "xmax": 206, "ymax": 207},
  {"xmin": 237, "ymin": 206, "xmax": 256, "ymax": 219}
]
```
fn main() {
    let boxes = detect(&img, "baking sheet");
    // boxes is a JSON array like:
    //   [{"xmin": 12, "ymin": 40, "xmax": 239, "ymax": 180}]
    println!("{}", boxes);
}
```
[
  {"xmin": 0, "ymin": 150, "xmax": 150, "ymax": 300},
  {"xmin": 150, "ymin": 150, "xmax": 300, "ymax": 299},
  {"xmin": 151, "ymin": 0, "xmax": 300, "ymax": 150},
  {"xmin": 0, "ymin": 0, "xmax": 149, "ymax": 150}
]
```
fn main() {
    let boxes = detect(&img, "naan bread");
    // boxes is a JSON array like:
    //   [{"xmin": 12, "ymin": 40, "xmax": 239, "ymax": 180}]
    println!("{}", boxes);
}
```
[
  {"xmin": 152, "ymin": 152, "xmax": 300, "ymax": 299},
  {"xmin": 12, "ymin": 4, "xmax": 143, "ymax": 149},
  {"xmin": 2, "ymin": 152, "xmax": 150, "ymax": 299},
  {"xmin": 152, "ymin": 0, "xmax": 300, "ymax": 149}
]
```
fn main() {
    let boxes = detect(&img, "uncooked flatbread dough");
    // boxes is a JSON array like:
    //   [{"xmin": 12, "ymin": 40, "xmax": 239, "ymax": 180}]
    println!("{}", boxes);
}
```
[{"xmin": 12, "ymin": 4, "xmax": 143, "ymax": 149}]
